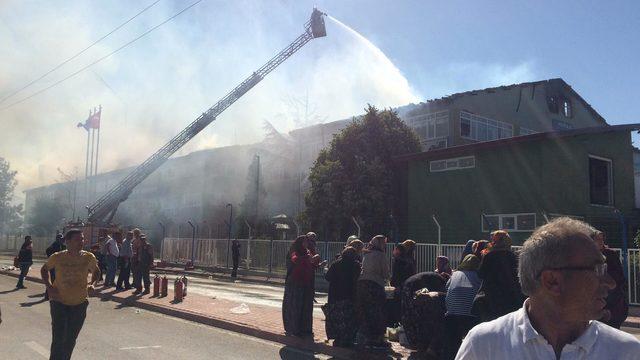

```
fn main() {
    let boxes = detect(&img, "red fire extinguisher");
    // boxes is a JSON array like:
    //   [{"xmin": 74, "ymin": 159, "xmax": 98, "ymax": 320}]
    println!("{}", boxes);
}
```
[
  {"xmin": 153, "ymin": 274, "xmax": 160, "ymax": 297},
  {"xmin": 161, "ymin": 275, "xmax": 168, "ymax": 297},
  {"xmin": 174, "ymin": 277, "xmax": 184, "ymax": 302},
  {"xmin": 181, "ymin": 275, "xmax": 188, "ymax": 297}
]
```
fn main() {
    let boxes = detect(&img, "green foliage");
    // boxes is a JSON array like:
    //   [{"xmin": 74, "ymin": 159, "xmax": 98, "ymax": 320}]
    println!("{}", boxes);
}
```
[
  {"xmin": 27, "ymin": 197, "xmax": 65, "ymax": 236},
  {"xmin": 0, "ymin": 158, "xmax": 23, "ymax": 234},
  {"xmin": 304, "ymin": 105, "xmax": 421, "ymax": 240}
]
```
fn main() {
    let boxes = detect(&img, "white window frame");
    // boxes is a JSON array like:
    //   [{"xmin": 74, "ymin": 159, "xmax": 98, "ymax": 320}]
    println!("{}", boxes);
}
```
[
  {"xmin": 520, "ymin": 127, "xmax": 538, "ymax": 136},
  {"xmin": 460, "ymin": 111, "xmax": 513, "ymax": 142},
  {"xmin": 482, "ymin": 213, "xmax": 537, "ymax": 232},
  {"xmin": 406, "ymin": 110, "xmax": 450, "ymax": 141},
  {"xmin": 429, "ymin": 156, "xmax": 475, "ymax": 173},
  {"xmin": 588, "ymin": 155, "xmax": 614, "ymax": 207}
]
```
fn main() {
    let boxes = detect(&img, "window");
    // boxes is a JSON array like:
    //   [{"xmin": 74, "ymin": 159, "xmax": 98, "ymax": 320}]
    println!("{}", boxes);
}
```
[
  {"xmin": 520, "ymin": 127, "xmax": 538, "ymax": 136},
  {"xmin": 460, "ymin": 111, "xmax": 513, "ymax": 142},
  {"xmin": 589, "ymin": 155, "xmax": 613, "ymax": 206},
  {"xmin": 406, "ymin": 111, "xmax": 449, "ymax": 142},
  {"xmin": 429, "ymin": 156, "xmax": 475, "ymax": 172},
  {"xmin": 562, "ymin": 100, "xmax": 572, "ymax": 118},
  {"xmin": 482, "ymin": 213, "xmax": 537, "ymax": 232}
]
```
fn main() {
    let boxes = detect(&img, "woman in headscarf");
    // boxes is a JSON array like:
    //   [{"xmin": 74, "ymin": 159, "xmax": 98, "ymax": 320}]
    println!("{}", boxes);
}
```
[
  {"xmin": 402, "ymin": 239, "xmax": 417, "ymax": 274},
  {"xmin": 435, "ymin": 256, "xmax": 452, "ymax": 281},
  {"xmin": 472, "ymin": 240, "xmax": 489, "ymax": 258},
  {"xmin": 356, "ymin": 235, "xmax": 390, "ymax": 350},
  {"xmin": 443, "ymin": 254, "xmax": 481, "ymax": 360},
  {"xmin": 473, "ymin": 230, "xmax": 524, "ymax": 322},
  {"xmin": 324, "ymin": 246, "xmax": 361, "ymax": 347},
  {"xmin": 388, "ymin": 240, "xmax": 417, "ymax": 326},
  {"xmin": 15, "ymin": 236, "xmax": 33, "ymax": 289},
  {"xmin": 461, "ymin": 240, "xmax": 475, "ymax": 261},
  {"xmin": 348, "ymin": 239, "xmax": 365, "ymax": 261},
  {"xmin": 400, "ymin": 271, "xmax": 447, "ymax": 355},
  {"xmin": 282, "ymin": 235, "xmax": 315, "ymax": 337}
]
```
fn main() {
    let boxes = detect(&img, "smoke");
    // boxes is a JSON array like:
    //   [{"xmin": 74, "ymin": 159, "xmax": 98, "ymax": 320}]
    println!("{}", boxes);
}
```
[{"xmin": 0, "ymin": 1, "xmax": 420, "ymax": 198}]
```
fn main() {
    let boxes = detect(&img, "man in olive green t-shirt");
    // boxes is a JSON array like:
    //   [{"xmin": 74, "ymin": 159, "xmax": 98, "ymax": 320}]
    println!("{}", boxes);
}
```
[{"xmin": 41, "ymin": 229, "xmax": 100, "ymax": 360}]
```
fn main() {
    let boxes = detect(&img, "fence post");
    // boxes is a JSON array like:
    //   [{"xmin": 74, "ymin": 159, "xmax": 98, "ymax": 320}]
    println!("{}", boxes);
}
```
[
  {"xmin": 432, "ymin": 214, "xmax": 442, "ymax": 256},
  {"xmin": 268, "ymin": 239, "xmax": 274, "ymax": 277},
  {"xmin": 187, "ymin": 221, "xmax": 195, "ymax": 266}
]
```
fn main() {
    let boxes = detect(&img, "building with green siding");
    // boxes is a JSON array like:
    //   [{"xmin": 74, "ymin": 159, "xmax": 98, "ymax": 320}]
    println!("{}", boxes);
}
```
[{"xmin": 396, "ymin": 124, "xmax": 640, "ymax": 247}]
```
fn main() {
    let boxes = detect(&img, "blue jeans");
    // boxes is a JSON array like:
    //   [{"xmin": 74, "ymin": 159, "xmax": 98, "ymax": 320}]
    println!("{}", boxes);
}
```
[
  {"xmin": 16, "ymin": 262, "xmax": 31, "ymax": 287},
  {"xmin": 105, "ymin": 255, "xmax": 118, "ymax": 286}
]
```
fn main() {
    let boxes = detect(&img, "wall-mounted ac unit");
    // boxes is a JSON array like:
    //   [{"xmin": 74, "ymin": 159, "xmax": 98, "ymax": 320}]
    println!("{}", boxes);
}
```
[{"xmin": 422, "ymin": 137, "xmax": 448, "ymax": 151}]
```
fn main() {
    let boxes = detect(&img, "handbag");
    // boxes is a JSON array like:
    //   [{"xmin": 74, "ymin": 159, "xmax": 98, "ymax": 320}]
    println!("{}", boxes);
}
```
[{"xmin": 13, "ymin": 256, "xmax": 19, "ymax": 267}]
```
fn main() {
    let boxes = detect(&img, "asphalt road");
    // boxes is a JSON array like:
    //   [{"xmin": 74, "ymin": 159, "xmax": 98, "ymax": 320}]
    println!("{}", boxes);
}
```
[
  {"xmin": 0, "ymin": 256, "xmax": 328, "ymax": 315},
  {"xmin": 0, "ymin": 275, "xmax": 330, "ymax": 360}
]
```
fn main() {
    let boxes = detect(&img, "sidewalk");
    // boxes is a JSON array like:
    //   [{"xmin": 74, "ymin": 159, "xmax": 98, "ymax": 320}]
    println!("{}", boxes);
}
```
[{"xmin": 0, "ymin": 268, "xmax": 412, "ymax": 359}]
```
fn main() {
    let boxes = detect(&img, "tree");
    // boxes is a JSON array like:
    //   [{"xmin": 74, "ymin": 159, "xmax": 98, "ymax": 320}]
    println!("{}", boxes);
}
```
[
  {"xmin": 27, "ymin": 197, "xmax": 65, "ymax": 236},
  {"xmin": 304, "ymin": 105, "xmax": 421, "ymax": 240},
  {"xmin": 0, "ymin": 158, "xmax": 23, "ymax": 234}
]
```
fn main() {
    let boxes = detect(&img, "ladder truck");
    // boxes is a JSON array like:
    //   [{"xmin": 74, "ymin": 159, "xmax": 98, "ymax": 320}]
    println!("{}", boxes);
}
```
[{"xmin": 72, "ymin": 8, "xmax": 327, "ymax": 243}]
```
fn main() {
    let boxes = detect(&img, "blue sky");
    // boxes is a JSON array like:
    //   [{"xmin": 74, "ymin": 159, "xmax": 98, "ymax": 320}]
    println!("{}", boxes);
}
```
[{"xmin": 1, "ymin": 0, "xmax": 638, "ymax": 193}]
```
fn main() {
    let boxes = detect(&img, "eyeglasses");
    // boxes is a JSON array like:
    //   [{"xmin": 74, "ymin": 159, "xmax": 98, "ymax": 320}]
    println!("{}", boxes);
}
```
[{"xmin": 537, "ymin": 263, "xmax": 607, "ymax": 278}]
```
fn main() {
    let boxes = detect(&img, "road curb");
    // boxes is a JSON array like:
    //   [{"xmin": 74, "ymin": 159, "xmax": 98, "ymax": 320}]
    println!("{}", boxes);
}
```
[{"xmin": 0, "ymin": 270, "xmax": 351, "ymax": 359}]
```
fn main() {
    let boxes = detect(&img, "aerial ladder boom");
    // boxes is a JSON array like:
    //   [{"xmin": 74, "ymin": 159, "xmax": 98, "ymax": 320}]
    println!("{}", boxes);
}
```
[{"xmin": 85, "ymin": 9, "xmax": 326, "ymax": 226}]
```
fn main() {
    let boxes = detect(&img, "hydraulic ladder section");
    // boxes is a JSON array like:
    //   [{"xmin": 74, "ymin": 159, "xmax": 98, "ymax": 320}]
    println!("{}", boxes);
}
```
[{"xmin": 86, "ymin": 8, "xmax": 326, "ymax": 225}]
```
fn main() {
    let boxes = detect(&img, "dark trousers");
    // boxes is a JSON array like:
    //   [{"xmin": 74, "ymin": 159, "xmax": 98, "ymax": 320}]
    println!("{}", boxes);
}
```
[
  {"xmin": 442, "ymin": 314, "xmax": 478, "ymax": 360},
  {"xmin": 232, "ymin": 256, "xmax": 239, "ymax": 277},
  {"xmin": 117, "ymin": 258, "xmax": 131, "ymax": 288},
  {"xmin": 137, "ymin": 267, "xmax": 151, "ymax": 291},
  {"xmin": 132, "ymin": 262, "xmax": 141, "ymax": 289},
  {"xmin": 49, "ymin": 300, "xmax": 88, "ymax": 360},
  {"xmin": 17, "ymin": 263, "xmax": 30, "ymax": 287}
]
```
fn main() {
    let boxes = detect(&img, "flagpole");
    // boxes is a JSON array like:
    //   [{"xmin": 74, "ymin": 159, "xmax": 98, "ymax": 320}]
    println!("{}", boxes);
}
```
[
  {"xmin": 85, "ymin": 128, "xmax": 90, "ymax": 179},
  {"xmin": 90, "ymin": 130, "xmax": 96, "ymax": 177}
]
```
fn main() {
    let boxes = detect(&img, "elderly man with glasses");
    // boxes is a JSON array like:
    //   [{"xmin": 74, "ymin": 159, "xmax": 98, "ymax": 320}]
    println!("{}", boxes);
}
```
[{"xmin": 456, "ymin": 217, "xmax": 640, "ymax": 359}]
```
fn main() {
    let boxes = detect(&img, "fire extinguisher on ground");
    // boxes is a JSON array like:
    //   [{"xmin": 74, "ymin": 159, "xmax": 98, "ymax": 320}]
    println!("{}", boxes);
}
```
[
  {"xmin": 181, "ymin": 275, "xmax": 188, "ymax": 297},
  {"xmin": 161, "ymin": 275, "xmax": 168, "ymax": 297},
  {"xmin": 153, "ymin": 274, "xmax": 160, "ymax": 297},
  {"xmin": 174, "ymin": 277, "xmax": 184, "ymax": 302}
]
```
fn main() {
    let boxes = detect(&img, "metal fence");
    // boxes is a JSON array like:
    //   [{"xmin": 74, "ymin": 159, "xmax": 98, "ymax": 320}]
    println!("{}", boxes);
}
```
[
  {"xmin": 161, "ymin": 237, "xmax": 514, "ymax": 277},
  {"xmin": 161, "ymin": 237, "xmax": 640, "ymax": 305},
  {"xmin": 0, "ymin": 235, "xmax": 52, "ymax": 256}
]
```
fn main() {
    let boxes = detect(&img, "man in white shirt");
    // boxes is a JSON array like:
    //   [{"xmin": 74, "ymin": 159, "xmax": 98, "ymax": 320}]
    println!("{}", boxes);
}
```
[
  {"xmin": 456, "ymin": 217, "xmax": 640, "ymax": 359},
  {"xmin": 103, "ymin": 234, "xmax": 120, "ymax": 288}
]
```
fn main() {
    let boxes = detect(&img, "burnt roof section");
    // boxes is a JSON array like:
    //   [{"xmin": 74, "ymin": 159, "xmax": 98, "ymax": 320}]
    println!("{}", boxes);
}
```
[
  {"xmin": 395, "ymin": 124, "xmax": 640, "ymax": 163},
  {"xmin": 414, "ymin": 78, "xmax": 607, "ymax": 125}
]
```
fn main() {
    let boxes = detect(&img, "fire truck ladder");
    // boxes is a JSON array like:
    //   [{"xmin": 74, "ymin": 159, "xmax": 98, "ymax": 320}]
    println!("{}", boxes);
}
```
[{"xmin": 86, "ymin": 8, "xmax": 327, "ymax": 226}]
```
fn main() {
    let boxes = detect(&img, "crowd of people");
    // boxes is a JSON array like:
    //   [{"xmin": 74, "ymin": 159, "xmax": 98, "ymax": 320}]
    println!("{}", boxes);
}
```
[
  {"xmin": 282, "ymin": 218, "xmax": 639, "ymax": 358},
  {"xmin": 11, "ymin": 228, "xmax": 156, "ymax": 359},
  {"xmin": 7, "ymin": 217, "xmax": 640, "ymax": 359}
]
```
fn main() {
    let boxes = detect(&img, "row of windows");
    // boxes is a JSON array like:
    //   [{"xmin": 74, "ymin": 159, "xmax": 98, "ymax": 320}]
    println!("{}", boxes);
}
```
[
  {"xmin": 406, "ymin": 110, "xmax": 450, "ymax": 141},
  {"xmin": 482, "ymin": 213, "xmax": 536, "ymax": 232},
  {"xmin": 460, "ymin": 111, "xmax": 514, "ymax": 142},
  {"xmin": 429, "ymin": 156, "xmax": 475, "ymax": 172}
]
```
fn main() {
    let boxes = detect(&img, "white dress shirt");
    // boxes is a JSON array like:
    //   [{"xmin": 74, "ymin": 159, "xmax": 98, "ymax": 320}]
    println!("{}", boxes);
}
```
[
  {"xmin": 456, "ymin": 300, "xmax": 640, "ymax": 359},
  {"xmin": 105, "ymin": 237, "xmax": 119, "ymax": 257}
]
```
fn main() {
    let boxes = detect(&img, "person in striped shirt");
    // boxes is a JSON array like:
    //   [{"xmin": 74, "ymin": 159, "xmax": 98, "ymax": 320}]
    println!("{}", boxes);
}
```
[{"xmin": 443, "ymin": 254, "xmax": 482, "ymax": 360}]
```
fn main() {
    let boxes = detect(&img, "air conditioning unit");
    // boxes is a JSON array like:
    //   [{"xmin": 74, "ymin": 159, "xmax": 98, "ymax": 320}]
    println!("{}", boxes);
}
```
[{"xmin": 422, "ymin": 138, "xmax": 448, "ymax": 151}]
